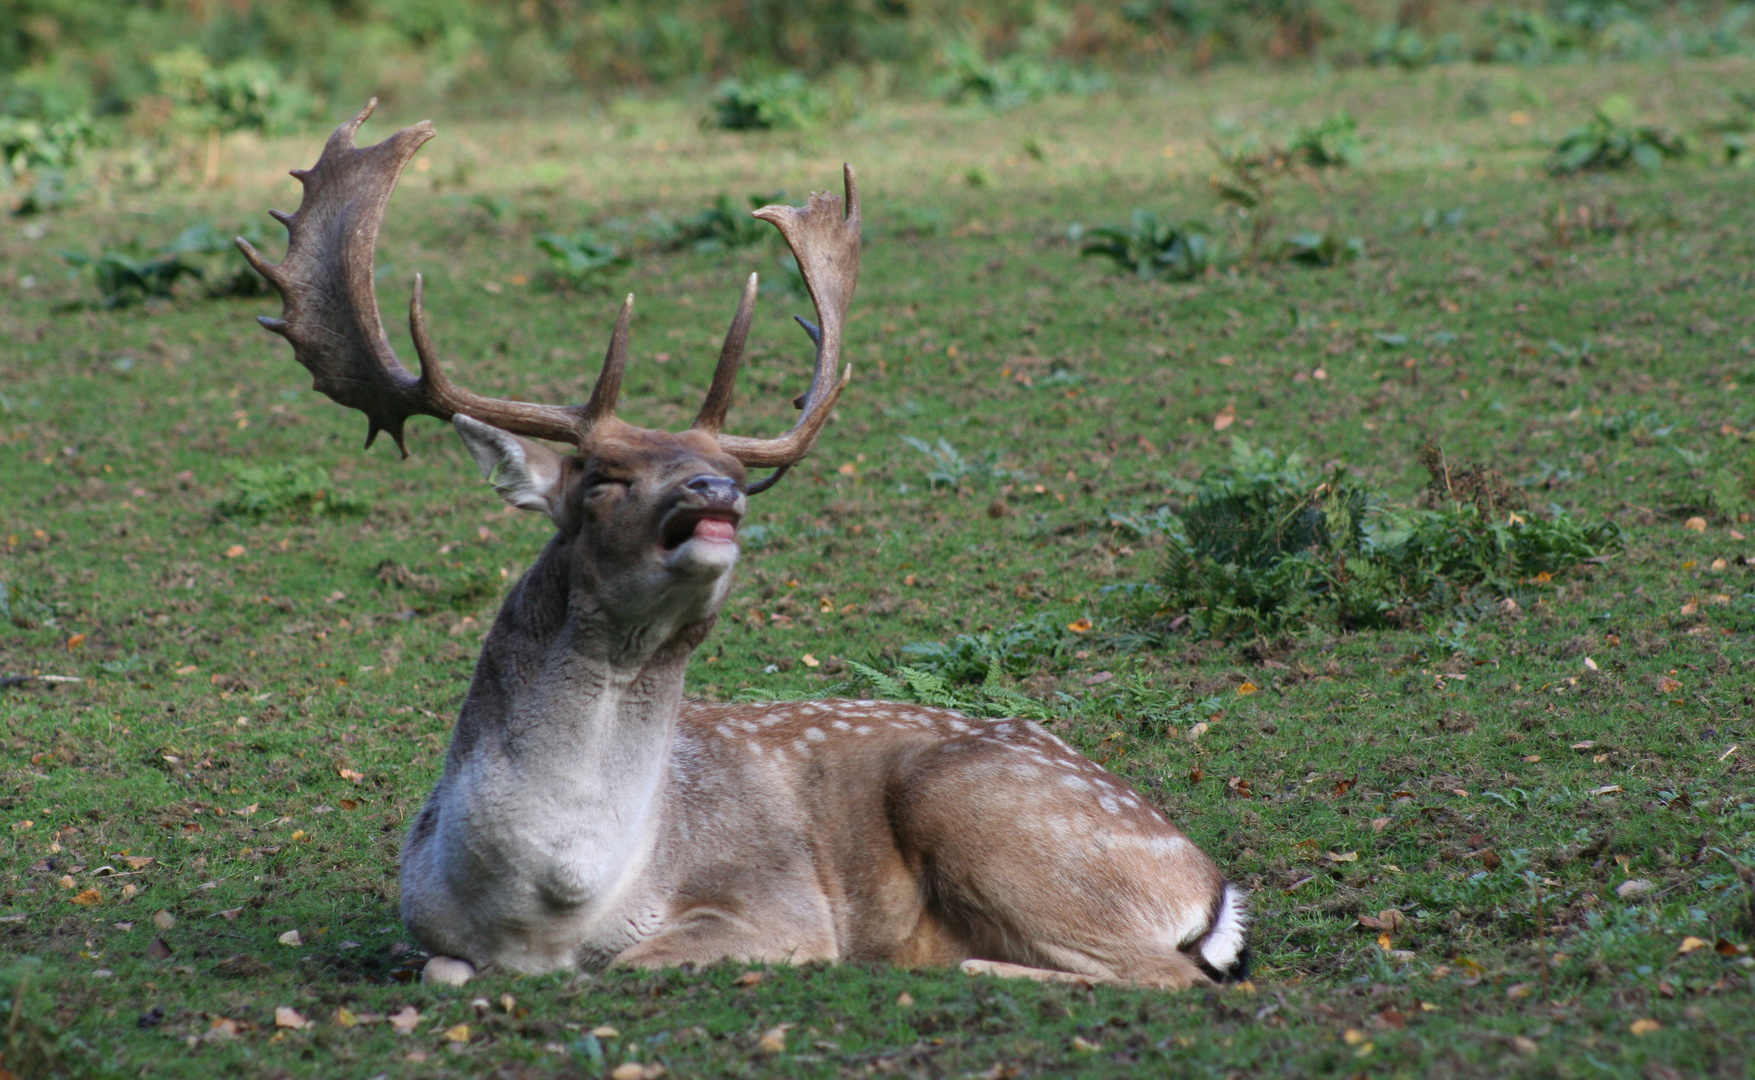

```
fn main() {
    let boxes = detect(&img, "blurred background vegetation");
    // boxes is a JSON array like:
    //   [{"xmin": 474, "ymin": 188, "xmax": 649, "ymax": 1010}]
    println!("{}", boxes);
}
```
[{"xmin": 3, "ymin": 0, "xmax": 1753, "ymax": 127}]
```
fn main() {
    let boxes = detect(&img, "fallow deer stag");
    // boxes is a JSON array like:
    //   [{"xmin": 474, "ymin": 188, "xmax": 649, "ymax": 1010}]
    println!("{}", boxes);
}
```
[{"xmin": 241, "ymin": 101, "xmax": 1248, "ymax": 989}]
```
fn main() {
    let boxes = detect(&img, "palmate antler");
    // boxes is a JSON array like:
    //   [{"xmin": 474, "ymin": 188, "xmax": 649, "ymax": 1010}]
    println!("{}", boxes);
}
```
[{"xmin": 238, "ymin": 99, "xmax": 857, "ymax": 490}]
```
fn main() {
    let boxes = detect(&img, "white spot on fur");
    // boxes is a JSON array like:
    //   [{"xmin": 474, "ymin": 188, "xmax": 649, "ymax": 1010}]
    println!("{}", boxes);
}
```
[
  {"xmin": 1060, "ymin": 774, "xmax": 1092, "ymax": 792},
  {"xmin": 854, "ymin": 725, "xmax": 873, "ymax": 735},
  {"xmin": 1099, "ymin": 795, "xmax": 1121, "ymax": 815},
  {"xmin": 832, "ymin": 720, "xmax": 851, "ymax": 731},
  {"xmin": 714, "ymin": 725, "xmax": 734, "ymax": 739},
  {"xmin": 792, "ymin": 739, "xmax": 809, "ymax": 754},
  {"xmin": 805, "ymin": 727, "xmax": 827, "ymax": 742}
]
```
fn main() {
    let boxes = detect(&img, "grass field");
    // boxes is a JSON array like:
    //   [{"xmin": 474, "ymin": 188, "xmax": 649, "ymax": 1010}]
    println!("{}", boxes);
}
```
[{"xmin": 2, "ymin": 55, "xmax": 1754, "ymax": 1079}]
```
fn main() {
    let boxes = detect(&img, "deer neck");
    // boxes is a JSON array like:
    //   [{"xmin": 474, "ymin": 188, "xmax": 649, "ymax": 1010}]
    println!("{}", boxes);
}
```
[{"xmin": 453, "ymin": 532, "xmax": 714, "ymax": 785}]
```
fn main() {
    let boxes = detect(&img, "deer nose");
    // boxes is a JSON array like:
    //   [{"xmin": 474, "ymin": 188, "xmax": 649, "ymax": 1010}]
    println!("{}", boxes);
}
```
[{"xmin": 685, "ymin": 474, "xmax": 741, "ymax": 505}]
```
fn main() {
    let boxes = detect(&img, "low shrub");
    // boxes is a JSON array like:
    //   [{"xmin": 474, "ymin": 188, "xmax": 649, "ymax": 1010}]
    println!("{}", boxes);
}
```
[
  {"xmin": 668, "ymin": 192, "xmax": 781, "ymax": 253},
  {"xmin": 1076, "ymin": 210, "xmax": 1221, "ymax": 281},
  {"xmin": 1281, "ymin": 230, "xmax": 1363, "ymax": 267},
  {"xmin": 1289, "ymin": 113, "xmax": 1361, "ymax": 168},
  {"xmin": 935, "ymin": 42, "xmax": 1106, "ymax": 109},
  {"xmin": 1548, "ymin": 95, "xmax": 1686, "ymax": 175},
  {"xmin": 1147, "ymin": 441, "xmax": 1622, "ymax": 637},
  {"xmin": 534, "ymin": 230, "xmax": 628, "ymax": 291},
  {"xmin": 708, "ymin": 73, "xmax": 826, "ymax": 131},
  {"xmin": 58, "ymin": 221, "xmax": 269, "ymax": 308},
  {"xmin": 150, "ymin": 48, "xmax": 317, "ymax": 135},
  {"xmin": 216, "ymin": 463, "xmax": 366, "ymax": 519},
  {"xmin": 0, "ymin": 112, "xmax": 94, "ymax": 184}
]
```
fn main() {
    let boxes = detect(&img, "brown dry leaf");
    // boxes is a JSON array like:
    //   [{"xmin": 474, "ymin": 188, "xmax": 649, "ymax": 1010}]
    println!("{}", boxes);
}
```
[
  {"xmin": 592, "ymin": 1026, "xmax": 621, "ymax": 1039},
  {"xmin": 610, "ymin": 1065, "xmax": 646, "ymax": 1080},
  {"xmin": 277, "ymin": 930, "xmax": 302, "ymax": 946},
  {"xmin": 1571, "ymin": 741, "xmax": 1597, "ymax": 751},
  {"xmin": 205, "ymin": 1017, "xmax": 241, "ymax": 1042},
  {"xmin": 1505, "ymin": 982, "xmax": 1535, "ymax": 1000},
  {"xmin": 1342, "ymin": 1029, "xmax": 1368, "ymax": 1046},
  {"xmin": 153, "ymin": 910, "xmax": 176, "ymax": 930},
  {"xmin": 1070, "ymin": 1036, "xmax": 1102, "ymax": 1052},
  {"xmin": 1683, "ymin": 517, "xmax": 1707, "ymax": 532},
  {"xmin": 56, "ymin": 875, "xmax": 76, "ymax": 890},
  {"xmin": 1481, "ymin": 850, "xmax": 1502, "ymax": 871},
  {"xmin": 1716, "ymin": 938, "xmax": 1750, "ymax": 956},
  {"xmin": 334, "ymin": 1007, "xmax": 358, "ymax": 1028},
  {"xmin": 1616, "ymin": 879, "xmax": 1655, "ymax": 899},
  {"xmin": 274, "ymin": 1007, "xmax": 310, "ymax": 1030},
  {"xmin": 388, "ymin": 1006, "xmax": 421, "ymax": 1034},
  {"xmin": 1658, "ymin": 676, "xmax": 1683, "ymax": 693},
  {"xmin": 1522, "ymin": 754, "xmax": 1542, "ymax": 763},
  {"xmin": 147, "ymin": 937, "xmax": 173, "ymax": 960},
  {"xmin": 1236, "ymin": 681, "xmax": 1258, "ymax": 696},
  {"xmin": 1590, "ymin": 784, "xmax": 1624, "ymax": 797},
  {"xmin": 443, "ymin": 1024, "xmax": 470, "ymax": 1044},
  {"xmin": 70, "ymin": 888, "xmax": 101, "ymax": 906},
  {"xmin": 66, "ymin": 633, "xmax": 86, "ymax": 650},
  {"xmin": 1212, "ymin": 404, "xmax": 1236, "ymax": 431},
  {"xmin": 337, "ymin": 768, "xmax": 365, "ymax": 784},
  {"xmin": 1323, "ymin": 851, "xmax": 1359, "ymax": 863},
  {"xmin": 1066, "ymin": 618, "xmax": 1093, "ymax": 633},
  {"xmin": 896, "ymin": 991, "xmax": 914, "ymax": 1007},
  {"xmin": 756, "ymin": 1024, "xmax": 792, "ymax": 1055},
  {"xmin": 1679, "ymin": 601, "xmax": 1698, "ymax": 616},
  {"xmin": 1629, "ymin": 1018, "xmax": 1662, "ymax": 1035},
  {"xmin": 1512, "ymin": 1036, "xmax": 1539, "ymax": 1055},
  {"xmin": 1332, "ymin": 775, "xmax": 1355, "ymax": 796},
  {"xmin": 800, "ymin": 653, "xmax": 820, "ymax": 668},
  {"xmin": 217, "ymin": 907, "xmax": 243, "ymax": 921},
  {"xmin": 224, "ymin": 545, "xmax": 247, "ymax": 558},
  {"xmin": 338, "ymin": 799, "xmax": 360, "ymax": 811},
  {"xmin": 1677, "ymin": 936, "xmax": 1710, "ymax": 954},
  {"xmin": 1378, "ymin": 909, "xmax": 1406, "ymax": 932},
  {"xmin": 733, "ymin": 971, "xmax": 764, "ymax": 988},
  {"xmin": 1371, "ymin": 817, "xmax": 1391, "ymax": 834},
  {"xmin": 120, "ymin": 883, "xmax": 138, "ymax": 900},
  {"xmin": 122, "ymin": 856, "xmax": 155, "ymax": 870},
  {"xmin": 1356, "ymin": 915, "xmax": 1386, "ymax": 931}
]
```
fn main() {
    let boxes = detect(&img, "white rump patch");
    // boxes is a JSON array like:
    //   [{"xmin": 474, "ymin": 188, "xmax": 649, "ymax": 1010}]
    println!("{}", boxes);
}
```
[{"xmin": 1199, "ymin": 885, "xmax": 1251, "ymax": 972}]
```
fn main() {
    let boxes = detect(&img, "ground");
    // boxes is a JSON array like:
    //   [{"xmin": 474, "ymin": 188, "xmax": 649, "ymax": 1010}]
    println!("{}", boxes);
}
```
[{"xmin": 0, "ymin": 55, "xmax": 1752, "ymax": 1079}]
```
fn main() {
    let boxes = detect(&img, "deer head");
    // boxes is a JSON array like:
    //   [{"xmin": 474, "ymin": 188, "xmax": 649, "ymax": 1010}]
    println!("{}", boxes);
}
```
[{"xmin": 238, "ymin": 100, "xmax": 859, "ymax": 652}]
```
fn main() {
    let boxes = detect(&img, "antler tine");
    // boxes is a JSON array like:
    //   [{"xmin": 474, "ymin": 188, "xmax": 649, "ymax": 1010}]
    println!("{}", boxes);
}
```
[
  {"xmin": 582, "ymin": 294, "xmax": 634, "ymax": 427},
  {"xmin": 714, "ymin": 164, "xmax": 860, "ymax": 473},
  {"xmin": 691, "ymin": 273, "xmax": 759, "ymax": 435},
  {"xmin": 246, "ymin": 99, "xmax": 595, "ymax": 454}
]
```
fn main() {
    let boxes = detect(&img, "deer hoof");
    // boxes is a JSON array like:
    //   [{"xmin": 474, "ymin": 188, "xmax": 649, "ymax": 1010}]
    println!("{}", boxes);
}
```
[{"xmin": 422, "ymin": 955, "xmax": 476, "ymax": 986}]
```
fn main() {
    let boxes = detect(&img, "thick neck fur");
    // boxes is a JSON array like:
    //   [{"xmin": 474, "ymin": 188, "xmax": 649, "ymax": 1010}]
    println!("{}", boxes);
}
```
[{"xmin": 447, "ymin": 530, "xmax": 715, "ymax": 771}]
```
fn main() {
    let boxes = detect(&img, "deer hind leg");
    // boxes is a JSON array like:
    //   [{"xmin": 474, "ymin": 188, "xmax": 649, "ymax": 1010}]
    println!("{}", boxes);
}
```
[
  {"xmin": 893, "ymin": 737, "xmax": 1231, "ymax": 989},
  {"xmin": 611, "ymin": 902, "xmax": 839, "ymax": 971}
]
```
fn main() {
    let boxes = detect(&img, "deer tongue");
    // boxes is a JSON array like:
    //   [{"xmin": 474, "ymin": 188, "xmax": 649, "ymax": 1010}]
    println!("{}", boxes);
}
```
[{"xmin": 694, "ymin": 517, "xmax": 736, "ymax": 542}]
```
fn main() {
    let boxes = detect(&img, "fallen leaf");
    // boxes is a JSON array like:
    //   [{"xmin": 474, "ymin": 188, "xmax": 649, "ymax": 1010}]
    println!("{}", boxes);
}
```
[
  {"xmin": 389, "ymin": 1006, "xmax": 421, "ymax": 1034},
  {"xmin": 1342, "ymin": 1029, "xmax": 1368, "ymax": 1046},
  {"xmin": 278, "ymin": 930, "xmax": 302, "ymax": 946},
  {"xmin": 1512, "ymin": 1035, "xmax": 1539, "ymax": 1055},
  {"xmin": 122, "ymin": 856, "xmax": 155, "ymax": 870},
  {"xmin": 1324, "ymin": 850, "xmax": 1359, "ymax": 863},
  {"xmin": 338, "ymin": 799, "xmax": 360, "ymax": 811},
  {"xmin": 756, "ymin": 1024, "xmax": 791, "ymax": 1054},
  {"xmin": 1505, "ymin": 982, "xmax": 1535, "ymax": 1000},
  {"xmin": 443, "ymin": 1024, "xmax": 470, "ymax": 1043},
  {"xmin": 1332, "ymin": 775, "xmax": 1355, "ymax": 796},
  {"xmin": 1212, "ymin": 404, "xmax": 1236, "ymax": 431},
  {"xmin": 732, "ymin": 971, "xmax": 764, "ymax": 988},
  {"xmin": 337, "ymin": 768, "xmax": 365, "ymax": 784},
  {"xmin": 1357, "ymin": 915, "xmax": 1386, "ymax": 930},
  {"xmin": 70, "ymin": 888, "xmax": 101, "ymax": 906},
  {"xmin": 66, "ymin": 633, "xmax": 86, "ymax": 650},
  {"xmin": 800, "ymin": 653, "xmax": 820, "ymax": 668},
  {"xmin": 1589, "ymin": 784, "xmax": 1623, "ymax": 796},
  {"xmin": 274, "ymin": 1007, "xmax": 310, "ymax": 1030},
  {"xmin": 1616, "ymin": 879, "xmax": 1655, "ymax": 900},
  {"xmin": 1571, "ymin": 741, "xmax": 1597, "ymax": 751},
  {"xmin": 148, "ymin": 937, "xmax": 173, "ymax": 960},
  {"xmin": 1236, "ymin": 681, "xmax": 1258, "ymax": 696},
  {"xmin": 896, "ymin": 992, "xmax": 914, "ymax": 1007},
  {"xmin": 1677, "ymin": 936, "xmax": 1710, "ymax": 954},
  {"xmin": 1684, "ymin": 517, "xmax": 1707, "ymax": 532},
  {"xmin": 1658, "ymin": 676, "xmax": 1683, "ymax": 693},
  {"xmin": 334, "ymin": 1007, "xmax": 358, "ymax": 1028},
  {"xmin": 1582, "ymin": 656, "xmax": 1598, "ymax": 671},
  {"xmin": 153, "ymin": 910, "xmax": 176, "ymax": 930},
  {"xmin": 610, "ymin": 1065, "xmax": 646, "ymax": 1080},
  {"xmin": 1716, "ymin": 938, "xmax": 1750, "ymax": 956},
  {"xmin": 1522, "ymin": 754, "xmax": 1542, "ymax": 763},
  {"xmin": 1377, "ymin": 909, "xmax": 1406, "ymax": 932},
  {"xmin": 592, "ymin": 1026, "xmax": 620, "ymax": 1039},
  {"xmin": 1679, "ymin": 601, "xmax": 1698, "ymax": 616},
  {"xmin": 1067, "ymin": 618, "xmax": 1093, "ymax": 633},
  {"xmin": 1629, "ymin": 1018, "xmax": 1662, "ymax": 1035},
  {"xmin": 1371, "ymin": 817, "xmax": 1391, "ymax": 833},
  {"xmin": 1071, "ymin": 1036, "xmax": 1102, "ymax": 1051},
  {"xmin": 216, "ymin": 908, "xmax": 242, "ymax": 921}
]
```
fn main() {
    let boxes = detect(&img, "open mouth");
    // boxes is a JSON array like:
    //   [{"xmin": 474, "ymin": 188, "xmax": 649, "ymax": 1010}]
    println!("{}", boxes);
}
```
[{"xmin": 661, "ymin": 510, "xmax": 739, "ymax": 550}]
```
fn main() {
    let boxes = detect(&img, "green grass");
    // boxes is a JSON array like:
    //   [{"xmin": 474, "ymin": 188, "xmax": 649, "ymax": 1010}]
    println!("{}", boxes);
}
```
[{"xmin": 2, "ymin": 56, "xmax": 1753, "ymax": 1078}]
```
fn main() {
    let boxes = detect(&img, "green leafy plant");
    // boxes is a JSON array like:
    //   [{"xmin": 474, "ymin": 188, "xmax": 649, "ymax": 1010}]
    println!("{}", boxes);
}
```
[
  {"xmin": 669, "ymin": 192, "xmax": 781, "ymax": 252},
  {"xmin": 935, "ymin": 42, "xmax": 1106, "ymax": 109},
  {"xmin": 901, "ymin": 437, "xmax": 1022, "ymax": 491},
  {"xmin": 1148, "ymin": 441, "xmax": 1622, "ymax": 637},
  {"xmin": 1289, "ymin": 113, "xmax": 1361, "ymax": 168},
  {"xmin": 1547, "ymin": 95, "xmax": 1686, "ymax": 175},
  {"xmin": 151, "ymin": 48, "xmax": 316, "ymax": 135},
  {"xmin": 844, "ymin": 660, "xmax": 1054, "ymax": 721},
  {"xmin": 1076, "ymin": 210, "xmax": 1220, "ymax": 281},
  {"xmin": 708, "ymin": 73, "xmax": 826, "ymax": 131},
  {"xmin": 1281, "ymin": 230, "xmax": 1363, "ymax": 266},
  {"xmin": 0, "ymin": 111, "xmax": 94, "ymax": 184},
  {"xmin": 216, "ymin": 464, "xmax": 366, "ymax": 519},
  {"xmin": 898, "ymin": 613, "xmax": 1079, "ymax": 684},
  {"xmin": 534, "ymin": 230, "xmax": 629, "ymax": 291},
  {"xmin": 58, "ymin": 221, "xmax": 270, "ymax": 307}
]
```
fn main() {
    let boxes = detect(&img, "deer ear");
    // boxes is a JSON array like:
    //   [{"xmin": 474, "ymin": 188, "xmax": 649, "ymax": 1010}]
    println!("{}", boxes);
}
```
[{"xmin": 453, "ymin": 415, "xmax": 570, "ymax": 523}]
